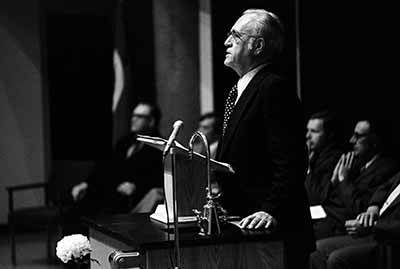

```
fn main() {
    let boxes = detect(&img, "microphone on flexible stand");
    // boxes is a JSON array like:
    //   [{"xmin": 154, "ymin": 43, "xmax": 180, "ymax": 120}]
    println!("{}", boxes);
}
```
[
  {"xmin": 162, "ymin": 120, "xmax": 184, "ymax": 269},
  {"xmin": 163, "ymin": 120, "xmax": 184, "ymax": 157}
]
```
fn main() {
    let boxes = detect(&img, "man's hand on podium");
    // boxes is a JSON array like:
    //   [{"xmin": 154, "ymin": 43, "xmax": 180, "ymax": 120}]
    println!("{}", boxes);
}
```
[{"xmin": 239, "ymin": 211, "xmax": 277, "ymax": 229}]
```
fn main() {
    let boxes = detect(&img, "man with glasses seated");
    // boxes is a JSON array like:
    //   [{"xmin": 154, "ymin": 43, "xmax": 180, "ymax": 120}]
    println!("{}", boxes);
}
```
[
  {"xmin": 310, "ymin": 170, "xmax": 400, "ymax": 269},
  {"xmin": 63, "ymin": 101, "xmax": 164, "ymax": 234},
  {"xmin": 314, "ymin": 119, "xmax": 398, "ymax": 240}
]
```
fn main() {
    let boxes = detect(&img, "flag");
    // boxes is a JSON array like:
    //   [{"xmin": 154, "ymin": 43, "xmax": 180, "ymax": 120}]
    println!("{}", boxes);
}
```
[{"xmin": 112, "ymin": 0, "xmax": 132, "ymax": 146}]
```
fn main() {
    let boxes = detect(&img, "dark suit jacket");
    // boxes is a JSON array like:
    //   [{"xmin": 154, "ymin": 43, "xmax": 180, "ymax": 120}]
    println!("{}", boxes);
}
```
[
  {"xmin": 309, "ymin": 172, "xmax": 400, "ymax": 269},
  {"xmin": 316, "ymin": 155, "xmax": 398, "ymax": 238},
  {"xmin": 87, "ymin": 132, "xmax": 164, "ymax": 213},
  {"xmin": 330, "ymin": 156, "xmax": 398, "ymax": 221},
  {"xmin": 338, "ymin": 172, "xmax": 400, "ymax": 247},
  {"xmin": 370, "ymin": 170, "xmax": 400, "ymax": 221},
  {"xmin": 305, "ymin": 143, "xmax": 343, "ymax": 205},
  {"xmin": 354, "ymin": 172, "xmax": 400, "ymax": 262},
  {"xmin": 216, "ymin": 64, "xmax": 315, "ymax": 257}
]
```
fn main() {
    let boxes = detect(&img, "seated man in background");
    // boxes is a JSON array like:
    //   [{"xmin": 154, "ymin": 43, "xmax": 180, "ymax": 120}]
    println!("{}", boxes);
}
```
[
  {"xmin": 304, "ymin": 111, "xmax": 343, "ymax": 239},
  {"xmin": 62, "ymin": 101, "xmax": 164, "ymax": 234},
  {"xmin": 192, "ymin": 112, "xmax": 222, "ymax": 159},
  {"xmin": 310, "ymin": 170, "xmax": 400, "ymax": 269},
  {"xmin": 305, "ymin": 111, "xmax": 343, "ymax": 206},
  {"xmin": 132, "ymin": 112, "xmax": 223, "ymax": 213},
  {"xmin": 314, "ymin": 118, "xmax": 398, "ymax": 239}
]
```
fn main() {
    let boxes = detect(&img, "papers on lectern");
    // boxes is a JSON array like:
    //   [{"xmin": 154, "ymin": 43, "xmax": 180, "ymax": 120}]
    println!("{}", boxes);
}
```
[
  {"xmin": 150, "ymin": 204, "xmax": 197, "ymax": 224},
  {"xmin": 137, "ymin": 134, "xmax": 235, "ymax": 174}
]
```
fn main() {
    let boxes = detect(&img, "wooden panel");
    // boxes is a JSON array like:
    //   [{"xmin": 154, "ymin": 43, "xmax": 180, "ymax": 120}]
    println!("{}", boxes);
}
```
[
  {"xmin": 90, "ymin": 229, "xmax": 132, "ymax": 269},
  {"xmin": 164, "ymin": 152, "xmax": 208, "ymax": 218},
  {"xmin": 88, "ymin": 215, "xmax": 285, "ymax": 269},
  {"xmin": 146, "ymin": 241, "xmax": 284, "ymax": 269},
  {"xmin": 175, "ymin": 153, "xmax": 208, "ymax": 216}
]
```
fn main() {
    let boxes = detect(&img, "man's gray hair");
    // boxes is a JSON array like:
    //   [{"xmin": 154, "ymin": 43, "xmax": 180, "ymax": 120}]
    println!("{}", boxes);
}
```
[{"xmin": 243, "ymin": 9, "xmax": 284, "ymax": 61}]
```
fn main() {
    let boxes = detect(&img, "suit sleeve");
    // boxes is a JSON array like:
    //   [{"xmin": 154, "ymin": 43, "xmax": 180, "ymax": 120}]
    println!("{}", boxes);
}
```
[
  {"xmin": 338, "ymin": 162, "xmax": 398, "ymax": 217},
  {"xmin": 305, "ymin": 151, "xmax": 341, "ymax": 205},
  {"xmin": 369, "ymin": 171, "xmax": 400, "ymax": 207},
  {"xmin": 373, "ymin": 220, "xmax": 400, "ymax": 240},
  {"xmin": 260, "ymin": 78, "xmax": 307, "ymax": 221}
]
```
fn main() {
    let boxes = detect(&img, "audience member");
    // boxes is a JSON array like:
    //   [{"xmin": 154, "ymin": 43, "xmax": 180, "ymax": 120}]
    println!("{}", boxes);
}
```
[
  {"xmin": 305, "ymin": 111, "xmax": 342, "ymax": 206},
  {"xmin": 216, "ymin": 9, "xmax": 314, "ymax": 268},
  {"xmin": 310, "ymin": 170, "xmax": 400, "ymax": 269},
  {"xmin": 314, "ymin": 119, "xmax": 398, "ymax": 239},
  {"xmin": 193, "ymin": 112, "xmax": 222, "ymax": 159},
  {"xmin": 62, "ymin": 101, "xmax": 164, "ymax": 234}
]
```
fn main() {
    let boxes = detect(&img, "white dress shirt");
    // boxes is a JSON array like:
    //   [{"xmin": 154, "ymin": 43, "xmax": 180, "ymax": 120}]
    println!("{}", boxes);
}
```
[{"xmin": 235, "ymin": 64, "xmax": 268, "ymax": 105}]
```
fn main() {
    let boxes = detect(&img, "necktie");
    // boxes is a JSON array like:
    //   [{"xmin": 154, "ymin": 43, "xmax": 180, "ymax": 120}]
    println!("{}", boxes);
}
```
[{"xmin": 222, "ymin": 84, "xmax": 238, "ymax": 136}]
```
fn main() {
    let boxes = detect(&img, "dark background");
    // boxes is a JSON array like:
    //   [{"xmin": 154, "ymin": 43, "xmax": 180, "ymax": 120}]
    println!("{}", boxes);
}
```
[
  {"xmin": 300, "ymin": 2, "xmax": 399, "ymax": 157},
  {"xmin": 43, "ymin": 0, "xmax": 156, "ymax": 160},
  {"xmin": 43, "ymin": 1, "xmax": 400, "ymax": 160},
  {"xmin": 43, "ymin": 0, "xmax": 115, "ymax": 160}
]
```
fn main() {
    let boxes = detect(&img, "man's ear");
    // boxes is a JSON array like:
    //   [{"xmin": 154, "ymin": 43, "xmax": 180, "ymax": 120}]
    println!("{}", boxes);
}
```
[{"xmin": 253, "ymin": 38, "xmax": 265, "ymax": 56}]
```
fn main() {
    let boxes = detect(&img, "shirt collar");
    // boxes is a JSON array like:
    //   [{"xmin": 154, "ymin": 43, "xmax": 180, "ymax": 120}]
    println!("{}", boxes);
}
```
[
  {"xmin": 235, "ymin": 64, "xmax": 268, "ymax": 105},
  {"xmin": 364, "ymin": 154, "xmax": 379, "ymax": 170}
]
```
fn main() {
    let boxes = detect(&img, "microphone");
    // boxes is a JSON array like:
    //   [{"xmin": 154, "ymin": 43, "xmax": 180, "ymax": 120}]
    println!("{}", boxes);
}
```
[{"xmin": 163, "ymin": 120, "xmax": 184, "ymax": 157}]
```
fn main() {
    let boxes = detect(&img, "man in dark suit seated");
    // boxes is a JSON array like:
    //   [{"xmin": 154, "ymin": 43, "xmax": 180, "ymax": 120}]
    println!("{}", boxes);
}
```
[
  {"xmin": 313, "ymin": 118, "xmax": 398, "ymax": 239},
  {"xmin": 305, "ymin": 111, "xmax": 343, "ymax": 239},
  {"xmin": 310, "ymin": 170, "xmax": 400, "ymax": 269},
  {"xmin": 305, "ymin": 111, "xmax": 342, "ymax": 203},
  {"xmin": 62, "ymin": 101, "xmax": 164, "ymax": 234},
  {"xmin": 216, "ymin": 8, "xmax": 314, "ymax": 269}
]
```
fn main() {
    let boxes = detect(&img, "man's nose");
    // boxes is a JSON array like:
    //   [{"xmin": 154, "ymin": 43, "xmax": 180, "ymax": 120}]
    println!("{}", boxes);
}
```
[{"xmin": 224, "ymin": 36, "xmax": 232, "ymax": 47}]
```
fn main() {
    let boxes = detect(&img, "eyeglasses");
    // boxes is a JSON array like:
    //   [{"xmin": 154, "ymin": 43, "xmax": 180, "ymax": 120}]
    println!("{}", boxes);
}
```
[
  {"xmin": 226, "ymin": 29, "xmax": 261, "ymax": 42},
  {"xmin": 132, "ymin": 114, "xmax": 151, "ymax": 119},
  {"xmin": 352, "ymin": 132, "xmax": 368, "ymax": 141}
]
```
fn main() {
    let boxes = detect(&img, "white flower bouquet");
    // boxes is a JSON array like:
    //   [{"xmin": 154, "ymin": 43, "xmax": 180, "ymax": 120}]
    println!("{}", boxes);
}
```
[{"xmin": 56, "ymin": 234, "xmax": 100, "ymax": 267}]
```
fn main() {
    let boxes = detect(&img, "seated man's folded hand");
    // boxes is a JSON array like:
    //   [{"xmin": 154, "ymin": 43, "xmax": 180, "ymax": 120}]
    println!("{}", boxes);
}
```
[
  {"xmin": 356, "ymin": 205, "xmax": 379, "ymax": 227},
  {"xmin": 116, "ymin": 181, "xmax": 136, "ymax": 196},
  {"xmin": 239, "ymin": 211, "xmax": 277, "ymax": 229},
  {"xmin": 345, "ymin": 219, "xmax": 372, "ymax": 236}
]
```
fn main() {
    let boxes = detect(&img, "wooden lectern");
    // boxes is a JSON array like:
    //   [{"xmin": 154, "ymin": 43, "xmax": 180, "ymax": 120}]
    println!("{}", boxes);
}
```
[
  {"xmin": 86, "ymin": 135, "xmax": 285, "ymax": 269},
  {"xmin": 136, "ymin": 135, "xmax": 234, "ymax": 224},
  {"xmin": 86, "ymin": 214, "xmax": 285, "ymax": 269}
]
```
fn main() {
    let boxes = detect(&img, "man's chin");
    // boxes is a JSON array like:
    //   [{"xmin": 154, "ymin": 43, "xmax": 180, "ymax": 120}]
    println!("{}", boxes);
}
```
[{"xmin": 224, "ymin": 57, "xmax": 233, "ymax": 67}]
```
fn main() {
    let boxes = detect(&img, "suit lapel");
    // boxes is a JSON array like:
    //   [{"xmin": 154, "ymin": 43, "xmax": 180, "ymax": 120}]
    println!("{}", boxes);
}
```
[
  {"xmin": 219, "ymin": 66, "xmax": 271, "ymax": 158},
  {"xmin": 354, "ymin": 156, "xmax": 382, "ymax": 183},
  {"xmin": 381, "ymin": 174, "xmax": 400, "ymax": 216},
  {"xmin": 385, "ymin": 194, "xmax": 400, "ymax": 215}
]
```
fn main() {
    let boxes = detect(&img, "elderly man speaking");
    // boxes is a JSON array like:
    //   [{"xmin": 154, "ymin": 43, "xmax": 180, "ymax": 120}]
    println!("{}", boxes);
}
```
[{"xmin": 215, "ymin": 9, "xmax": 315, "ymax": 269}]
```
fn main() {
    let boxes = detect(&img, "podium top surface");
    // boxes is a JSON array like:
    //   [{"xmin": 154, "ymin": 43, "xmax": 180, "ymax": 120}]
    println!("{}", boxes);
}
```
[
  {"xmin": 137, "ymin": 135, "xmax": 234, "ymax": 174},
  {"xmin": 84, "ymin": 213, "xmax": 281, "ymax": 250}
]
